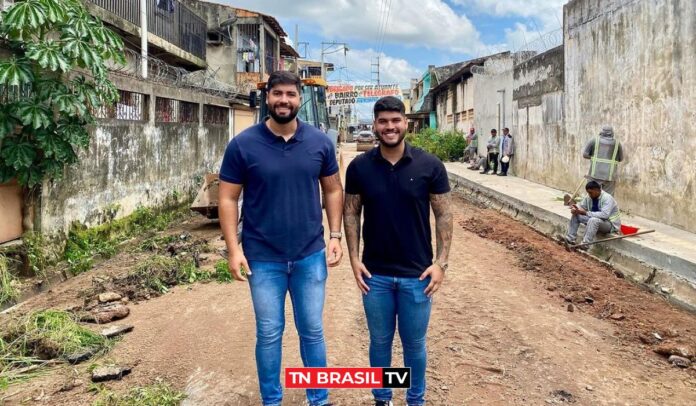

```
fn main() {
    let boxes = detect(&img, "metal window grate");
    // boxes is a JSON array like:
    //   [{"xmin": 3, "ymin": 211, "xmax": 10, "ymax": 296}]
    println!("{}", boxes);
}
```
[
  {"xmin": 237, "ymin": 24, "xmax": 260, "ymax": 73},
  {"xmin": 88, "ymin": 0, "xmax": 206, "ymax": 60},
  {"xmin": 94, "ymin": 90, "xmax": 149, "ymax": 121},
  {"xmin": 203, "ymin": 105, "xmax": 229, "ymax": 126},
  {"xmin": 155, "ymin": 97, "xmax": 178, "ymax": 122},
  {"xmin": 179, "ymin": 101, "xmax": 199, "ymax": 123}
]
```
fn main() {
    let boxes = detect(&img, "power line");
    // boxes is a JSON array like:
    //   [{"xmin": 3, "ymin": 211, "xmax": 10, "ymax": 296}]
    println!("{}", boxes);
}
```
[{"xmin": 377, "ymin": 0, "xmax": 393, "ymax": 55}]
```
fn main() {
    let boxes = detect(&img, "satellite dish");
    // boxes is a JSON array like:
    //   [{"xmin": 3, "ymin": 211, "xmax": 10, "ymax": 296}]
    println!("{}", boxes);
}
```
[{"xmin": 220, "ymin": 11, "xmax": 237, "ymax": 27}]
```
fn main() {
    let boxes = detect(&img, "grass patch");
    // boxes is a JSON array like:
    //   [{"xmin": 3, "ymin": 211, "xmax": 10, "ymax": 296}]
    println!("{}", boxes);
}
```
[
  {"xmin": 91, "ymin": 379, "xmax": 186, "ymax": 406},
  {"xmin": 406, "ymin": 128, "xmax": 468, "ymax": 162},
  {"xmin": 1, "ymin": 310, "xmax": 112, "ymax": 387},
  {"xmin": 214, "ymin": 260, "xmax": 233, "ymax": 283},
  {"xmin": 22, "ymin": 232, "xmax": 54, "ymax": 281},
  {"xmin": 126, "ymin": 255, "xmax": 232, "ymax": 296},
  {"xmin": 64, "ymin": 205, "xmax": 189, "ymax": 275},
  {"xmin": 0, "ymin": 255, "xmax": 20, "ymax": 307}
]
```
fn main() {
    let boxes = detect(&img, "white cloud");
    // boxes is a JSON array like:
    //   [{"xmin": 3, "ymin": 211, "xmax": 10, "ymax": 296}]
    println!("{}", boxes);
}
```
[
  {"xmin": 452, "ymin": 0, "xmax": 566, "ymax": 18},
  {"xmin": 216, "ymin": 0, "xmax": 484, "ymax": 53},
  {"xmin": 322, "ymin": 47, "xmax": 421, "ymax": 88}
]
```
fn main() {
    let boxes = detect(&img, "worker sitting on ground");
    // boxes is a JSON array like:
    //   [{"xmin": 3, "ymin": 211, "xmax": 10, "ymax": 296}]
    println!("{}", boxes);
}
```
[{"xmin": 564, "ymin": 181, "xmax": 621, "ymax": 247}]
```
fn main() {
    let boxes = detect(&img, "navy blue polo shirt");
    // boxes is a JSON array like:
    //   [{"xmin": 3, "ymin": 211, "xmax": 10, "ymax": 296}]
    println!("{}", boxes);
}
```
[
  {"xmin": 219, "ymin": 119, "xmax": 338, "ymax": 262},
  {"xmin": 345, "ymin": 143, "xmax": 450, "ymax": 277}
]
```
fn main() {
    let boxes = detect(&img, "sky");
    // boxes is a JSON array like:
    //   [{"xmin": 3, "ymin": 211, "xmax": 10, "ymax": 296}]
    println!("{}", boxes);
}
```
[{"xmin": 216, "ymin": 0, "xmax": 566, "ymax": 88}]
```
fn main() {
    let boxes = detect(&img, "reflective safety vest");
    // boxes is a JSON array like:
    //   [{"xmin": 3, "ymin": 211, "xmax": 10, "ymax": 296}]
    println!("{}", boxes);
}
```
[{"xmin": 590, "ymin": 136, "xmax": 620, "ymax": 181}]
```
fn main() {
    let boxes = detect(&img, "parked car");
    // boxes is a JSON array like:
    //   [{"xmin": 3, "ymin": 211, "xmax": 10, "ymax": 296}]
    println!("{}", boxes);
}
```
[{"xmin": 356, "ymin": 130, "xmax": 377, "ymax": 151}]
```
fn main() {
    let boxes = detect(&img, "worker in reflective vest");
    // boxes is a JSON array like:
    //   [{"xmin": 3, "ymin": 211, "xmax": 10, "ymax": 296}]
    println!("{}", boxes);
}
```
[
  {"xmin": 582, "ymin": 125, "xmax": 624, "ymax": 195},
  {"xmin": 565, "ymin": 181, "xmax": 622, "ymax": 247}
]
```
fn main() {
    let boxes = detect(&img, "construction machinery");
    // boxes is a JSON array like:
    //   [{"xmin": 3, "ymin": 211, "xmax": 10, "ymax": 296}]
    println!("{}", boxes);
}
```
[{"xmin": 190, "ymin": 77, "xmax": 338, "ymax": 219}]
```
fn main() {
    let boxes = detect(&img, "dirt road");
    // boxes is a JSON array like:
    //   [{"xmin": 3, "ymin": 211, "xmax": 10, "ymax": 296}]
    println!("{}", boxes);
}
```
[{"xmin": 4, "ymin": 144, "xmax": 696, "ymax": 405}]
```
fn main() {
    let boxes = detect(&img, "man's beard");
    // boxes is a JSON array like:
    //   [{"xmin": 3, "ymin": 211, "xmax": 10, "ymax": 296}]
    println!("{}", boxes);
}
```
[
  {"xmin": 268, "ymin": 103, "xmax": 299, "ymax": 124},
  {"xmin": 376, "ymin": 130, "xmax": 406, "ymax": 148}
]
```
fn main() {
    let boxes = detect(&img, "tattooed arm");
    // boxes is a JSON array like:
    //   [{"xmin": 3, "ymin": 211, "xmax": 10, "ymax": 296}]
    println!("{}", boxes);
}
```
[
  {"xmin": 343, "ymin": 193, "xmax": 371, "ymax": 294},
  {"xmin": 430, "ymin": 192, "xmax": 453, "ymax": 269},
  {"xmin": 420, "ymin": 192, "xmax": 453, "ymax": 297},
  {"xmin": 320, "ymin": 172, "xmax": 344, "ymax": 266}
]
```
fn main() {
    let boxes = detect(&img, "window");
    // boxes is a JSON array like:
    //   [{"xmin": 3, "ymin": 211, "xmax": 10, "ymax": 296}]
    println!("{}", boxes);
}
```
[
  {"xmin": 203, "ymin": 105, "xmax": 229, "ymax": 126},
  {"xmin": 94, "ymin": 90, "xmax": 149, "ymax": 121},
  {"xmin": 179, "ymin": 101, "xmax": 199, "ymax": 123},
  {"xmin": 237, "ymin": 24, "xmax": 260, "ymax": 73},
  {"xmin": 156, "ymin": 97, "xmax": 178, "ymax": 123}
]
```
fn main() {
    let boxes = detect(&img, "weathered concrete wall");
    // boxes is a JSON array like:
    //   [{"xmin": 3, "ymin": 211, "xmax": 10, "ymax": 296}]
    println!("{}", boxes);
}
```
[
  {"xmin": 37, "ymin": 78, "xmax": 231, "ymax": 236},
  {"xmin": 512, "ymin": 46, "xmax": 565, "ymax": 186},
  {"xmin": 564, "ymin": 0, "xmax": 696, "ymax": 232},
  {"xmin": 473, "ymin": 55, "xmax": 514, "ymax": 158}
]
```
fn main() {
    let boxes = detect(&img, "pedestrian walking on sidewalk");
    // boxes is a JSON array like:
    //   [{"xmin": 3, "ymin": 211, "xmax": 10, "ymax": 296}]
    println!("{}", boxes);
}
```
[
  {"xmin": 344, "ymin": 96, "xmax": 453, "ymax": 406},
  {"xmin": 498, "ymin": 128, "xmax": 515, "ymax": 176},
  {"xmin": 582, "ymin": 125, "xmax": 624, "ymax": 195},
  {"xmin": 218, "ymin": 71, "xmax": 343, "ymax": 406},
  {"xmin": 564, "ymin": 181, "xmax": 621, "ymax": 246},
  {"xmin": 482, "ymin": 129, "xmax": 500, "ymax": 174}
]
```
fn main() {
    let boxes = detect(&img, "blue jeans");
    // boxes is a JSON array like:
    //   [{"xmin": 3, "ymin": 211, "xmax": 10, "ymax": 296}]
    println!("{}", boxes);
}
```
[
  {"xmin": 248, "ymin": 249, "xmax": 329, "ymax": 406},
  {"xmin": 363, "ymin": 274, "xmax": 432, "ymax": 406}
]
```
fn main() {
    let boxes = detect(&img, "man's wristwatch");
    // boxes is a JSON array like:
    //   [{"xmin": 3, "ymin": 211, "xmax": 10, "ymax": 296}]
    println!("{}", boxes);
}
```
[
  {"xmin": 436, "ymin": 261, "xmax": 448, "ymax": 272},
  {"xmin": 329, "ymin": 231, "xmax": 342, "ymax": 241}
]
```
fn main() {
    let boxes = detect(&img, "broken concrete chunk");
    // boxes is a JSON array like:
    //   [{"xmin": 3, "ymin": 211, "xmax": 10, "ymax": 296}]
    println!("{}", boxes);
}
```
[
  {"xmin": 82, "ymin": 303, "xmax": 130, "ymax": 324},
  {"xmin": 98, "ymin": 292, "xmax": 123, "ymax": 303},
  {"xmin": 66, "ymin": 348, "xmax": 98, "ymax": 364},
  {"xmin": 668, "ymin": 355, "xmax": 692, "ymax": 368},
  {"xmin": 654, "ymin": 343, "xmax": 695, "ymax": 359},
  {"xmin": 100, "ymin": 324, "xmax": 134, "ymax": 338},
  {"xmin": 91, "ymin": 366, "xmax": 132, "ymax": 382}
]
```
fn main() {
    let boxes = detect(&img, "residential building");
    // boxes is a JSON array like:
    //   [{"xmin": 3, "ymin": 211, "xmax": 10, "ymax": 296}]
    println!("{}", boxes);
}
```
[
  {"xmin": 86, "ymin": 0, "xmax": 207, "ymax": 69},
  {"xmin": 180, "ymin": 0, "xmax": 294, "ymax": 91},
  {"xmin": 406, "ymin": 62, "xmax": 467, "ymax": 132}
]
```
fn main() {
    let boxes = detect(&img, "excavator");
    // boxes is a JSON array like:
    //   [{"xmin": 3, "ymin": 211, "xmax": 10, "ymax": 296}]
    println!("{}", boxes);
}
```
[{"xmin": 190, "ymin": 77, "xmax": 339, "ymax": 219}]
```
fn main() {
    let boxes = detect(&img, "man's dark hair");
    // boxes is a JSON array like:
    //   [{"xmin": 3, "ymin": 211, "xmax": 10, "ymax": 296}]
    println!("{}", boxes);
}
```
[
  {"xmin": 374, "ymin": 96, "xmax": 405, "ymax": 118},
  {"xmin": 491, "ymin": 128, "xmax": 497, "ymax": 133},
  {"xmin": 503, "ymin": 127, "xmax": 509, "ymax": 132},
  {"xmin": 266, "ymin": 71, "xmax": 302, "ymax": 92},
  {"xmin": 586, "ymin": 180, "xmax": 602, "ymax": 191}
]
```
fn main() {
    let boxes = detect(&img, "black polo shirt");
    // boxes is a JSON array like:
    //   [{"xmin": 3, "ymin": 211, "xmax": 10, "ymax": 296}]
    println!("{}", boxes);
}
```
[{"xmin": 345, "ymin": 143, "xmax": 450, "ymax": 277}]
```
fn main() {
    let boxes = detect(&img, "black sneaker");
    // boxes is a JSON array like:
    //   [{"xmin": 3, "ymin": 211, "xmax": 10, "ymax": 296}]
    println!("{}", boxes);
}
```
[{"xmin": 375, "ymin": 401, "xmax": 393, "ymax": 406}]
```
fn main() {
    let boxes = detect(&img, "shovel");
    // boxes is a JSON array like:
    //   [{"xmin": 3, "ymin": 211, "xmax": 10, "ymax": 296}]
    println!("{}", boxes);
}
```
[
  {"xmin": 563, "ymin": 177, "xmax": 587, "ymax": 206},
  {"xmin": 565, "ymin": 229, "xmax": 655, "ymax": 252}
]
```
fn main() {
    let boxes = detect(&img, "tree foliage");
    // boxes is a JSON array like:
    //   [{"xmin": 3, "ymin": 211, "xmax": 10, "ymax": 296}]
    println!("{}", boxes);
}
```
[{"xmin": 0, "ymin": 0, "xmax": 125, "ymax": 186}]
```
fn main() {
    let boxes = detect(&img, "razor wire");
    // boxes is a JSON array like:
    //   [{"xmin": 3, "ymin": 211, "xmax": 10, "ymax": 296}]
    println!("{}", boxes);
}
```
[
  {"xmin": 107, "ymin": 48, "xmax": 251, "ymax": 101},
  {"xmin": 472, "ymin": 28, "xmax": 563, "ymax": 77}
]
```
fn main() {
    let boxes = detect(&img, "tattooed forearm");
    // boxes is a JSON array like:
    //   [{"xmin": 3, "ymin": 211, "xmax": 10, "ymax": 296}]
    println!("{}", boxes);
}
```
[
  {"xmin": 431, "ymin": 192, "xmax": 453, "ymax": 266},
  {"xmin": 343, "ymin": 193, "xmax": 363, "ymax": 261}
]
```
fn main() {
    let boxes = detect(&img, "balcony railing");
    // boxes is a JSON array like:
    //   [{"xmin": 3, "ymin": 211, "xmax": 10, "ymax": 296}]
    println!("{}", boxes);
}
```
[{"xmin": 88, "ymin": 0, "xmax": 206, "ymax": 61}]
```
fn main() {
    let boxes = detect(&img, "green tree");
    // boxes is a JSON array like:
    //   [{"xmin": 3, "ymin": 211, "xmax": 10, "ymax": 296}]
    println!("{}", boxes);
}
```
[{"xmin": 0, "ymin": 0, "xmax": 125, "ymax": 187}]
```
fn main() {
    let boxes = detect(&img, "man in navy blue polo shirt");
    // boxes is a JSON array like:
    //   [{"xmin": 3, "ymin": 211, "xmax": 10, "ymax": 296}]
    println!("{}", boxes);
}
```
[
  {"xmin": 344, "ymin": 96, "xmax": 453, "ymax": 406},
  {"xmin": 218, "ymin": 71, "xmax": 343, "ymax": 406}
]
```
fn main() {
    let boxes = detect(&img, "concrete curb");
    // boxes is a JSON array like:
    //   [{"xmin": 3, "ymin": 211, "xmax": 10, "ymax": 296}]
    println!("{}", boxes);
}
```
[{"xmin": 448, "ymin": 171, "xmax": 696, "ymax": 313}]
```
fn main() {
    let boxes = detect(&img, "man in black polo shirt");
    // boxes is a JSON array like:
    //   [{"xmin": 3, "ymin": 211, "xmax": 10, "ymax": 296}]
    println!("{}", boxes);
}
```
[
  {"xmin": 344, "ymin": 96, "xmax": 453, "ymax": 406},
  {"xmin": 218, "ymin": 71, "xmax": 343, "ymax": 406}
]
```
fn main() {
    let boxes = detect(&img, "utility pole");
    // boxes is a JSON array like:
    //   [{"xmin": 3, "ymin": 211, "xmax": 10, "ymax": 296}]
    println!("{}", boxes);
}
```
[
  {"xmin": 294, "ymin": 24, "xmax": 299, "ymax": 74},
  {"xmin": 140, "ymin": 0, "xmax": 148, "ymax": 78},
  {"xmin": 371, "ymin": 56, "xmax": 380, "ymax": 85},
  {"xmin": 320, "ymin": 41, "xmax": 349, "ymax": 81}
]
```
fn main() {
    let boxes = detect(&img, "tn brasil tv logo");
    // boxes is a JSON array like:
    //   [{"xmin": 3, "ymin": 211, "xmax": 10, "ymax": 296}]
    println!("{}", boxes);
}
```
[{"xmin": 285, "ymin": 367, "xmax": 411, "ymax": 389}]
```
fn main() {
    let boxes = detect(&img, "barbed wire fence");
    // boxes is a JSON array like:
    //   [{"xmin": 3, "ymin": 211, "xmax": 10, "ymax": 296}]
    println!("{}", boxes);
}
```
[
  {"xmin": 107, "ymin": 48, "xmax": 253, "ymax": 101},
  {"xmin": 471, "ymin": 28, "xmax": 563, "ymax": 77}
]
